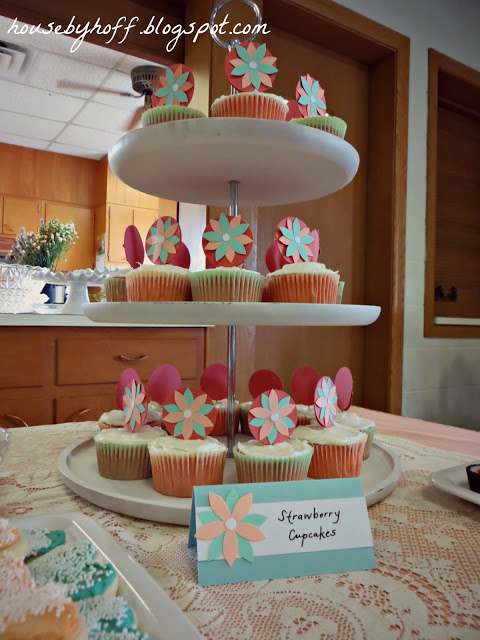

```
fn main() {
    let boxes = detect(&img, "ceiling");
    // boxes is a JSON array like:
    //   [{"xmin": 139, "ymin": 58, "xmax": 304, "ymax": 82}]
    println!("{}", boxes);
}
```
[{"xmin": 0, "ymin": 16, "xmax": 164, "ymax": 160}]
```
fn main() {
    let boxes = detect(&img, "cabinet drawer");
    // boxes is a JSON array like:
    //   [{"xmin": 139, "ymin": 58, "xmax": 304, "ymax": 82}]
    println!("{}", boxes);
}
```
[
  {"xmin": 56, "ymin": 332, "xmax": 203, "ymax": 385},
  {"xmin": 0, "ymin": 397, "xmax": 54, "ymax": 428},
  {"xmin": 56, "ymin": 394, "xmax": 114, "ymax": 423},
  {"xmin": 0, "ymin": 333, "xmax": 46, "ymax": 388}
]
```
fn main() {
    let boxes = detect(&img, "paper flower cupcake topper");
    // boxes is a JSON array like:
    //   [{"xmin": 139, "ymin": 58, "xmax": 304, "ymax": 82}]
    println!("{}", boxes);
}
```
[
  {"xmin": 202, "ymin": 213, "xmax": 253, "ymax": 267},
  {"xmin": 145, "ymin": 216, "xmax": 182, "ymax": 265},
  {"xmin": 225, "ymin": 42, "xmax": 278, "ymax": 92},
  {"xmin": 152, "ymin": 63, "xmax": 195, "ymax": 107},
  {"xmin": 163, "ymin": 387, "xmax": 216, "ymax": 439},
  {"xmin": 296, "ymin": 74, "xmax": 326, "ymax": 117},
  {"xmin": 266, "ymin": 217, "xmax": 320, "ymax": 272},
  {"xmin": 122, "ymin": 379, "xmax": 148, "ymax": 432},
  {"xmin": 314, "ymin": 376, "xmax": 338, "ymax": 427}
]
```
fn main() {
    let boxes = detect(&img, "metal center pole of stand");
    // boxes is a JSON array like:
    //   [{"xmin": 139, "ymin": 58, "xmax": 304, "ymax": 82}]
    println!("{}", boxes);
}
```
[{"xmin": 227, "ymin": 180, "xmax": 239, "ymax": 457}]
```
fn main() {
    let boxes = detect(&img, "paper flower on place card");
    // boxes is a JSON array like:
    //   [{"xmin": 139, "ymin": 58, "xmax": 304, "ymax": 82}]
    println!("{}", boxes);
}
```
[
  {"xmin": 314, "ymin": 376, "xmax": 338, "ymax": 427},
  {"xmin": 145, "ymin": 216, "xmax": 181, "ymax": 265},
  {"xmin": 152, "ymin": 63, "xmax": 195, "ymax": 107},
  {"xmin": 123, "ymin": 379, "xmax": 148, "ymax": 432},
  {"xmin": 225, "ymin": 42, "xmax": 278, "ymax": 92},
  {"xmin": 195, "ymin": 489, "xmax": 266, "ymax": 566},
  {"xmin": 202, "ymin": 213, "xmax": 253, "ymax": 267},
  {"xmin": 276, "ymin": 217, "xmax": 317, "ymax": 263},
  {"xmin": 296, "ymin": 74, "xmax": 326, "ymax": 117},
  {"xmin": 163, "ymin": 387, "xmax": 216, "ymax": 439},
  {"xmin": 249, "ymin": 389, "xmax": 298, "ymax": 445}
]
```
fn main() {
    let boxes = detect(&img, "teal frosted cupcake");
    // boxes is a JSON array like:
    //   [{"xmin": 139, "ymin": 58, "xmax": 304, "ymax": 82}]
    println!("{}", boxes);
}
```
[
  {"xmin": 334, "ymin": 412, "xmax": 376, "ymax": 459},
  {"xmin": 190, "ymin": 267, "xmax": 265, "ymax": 302},
  {"xmin": 233, "ymin": 439, "xmax": 313, "ymax": 483},
  {"xmin": 141, "ymin": 105, "xmax": 206, "ymax": 126},
  {"xmin": 292, "ymin": 115, "xmax": 347, "ymax": 139},
  {"xmin": 94, "ymin": 426, "xmax": 166, "ymax": 480}
]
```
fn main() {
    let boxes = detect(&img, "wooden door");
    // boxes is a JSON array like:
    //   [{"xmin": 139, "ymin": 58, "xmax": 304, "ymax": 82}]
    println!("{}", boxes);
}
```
[
  {"xmin": 2, "ymin": 196, "xmax": 41, "ymax": 236},
  {"xmin": 45, "ymin": 202, "xmax": 95, "ymax": 271},
  {"xmin": 107, "ymin": 203, "xmax": 133, "ymax": 265}
]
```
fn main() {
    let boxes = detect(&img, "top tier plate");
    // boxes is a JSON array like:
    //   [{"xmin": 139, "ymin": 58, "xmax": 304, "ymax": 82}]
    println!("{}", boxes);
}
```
[{"xmin": 108, "ymin": 118, "xmax": 359, "ymax": 207}]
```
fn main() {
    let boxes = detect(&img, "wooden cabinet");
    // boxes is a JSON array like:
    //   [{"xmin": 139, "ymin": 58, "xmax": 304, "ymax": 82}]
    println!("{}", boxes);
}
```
[
  {"xmin": 56, "ymin": 395, "xmax": 114, "ymax": 423},
  {"xmin": 107, "ymin": 204, "xmax": 133, "ymax": 265},
  {"xmin": 2, "ymin": 196, "xmax": 41, "ymax": 236},
  {"xmin": 133, "ymin": 208, "xmax": 159, "ymax": 263},
  {"xmin": 45, "ymin": 202, "xmax": 95, "ymax": 271},
  {"xmin": 0, "ymin": 398, "xmax": 54, "ymax": 429}
]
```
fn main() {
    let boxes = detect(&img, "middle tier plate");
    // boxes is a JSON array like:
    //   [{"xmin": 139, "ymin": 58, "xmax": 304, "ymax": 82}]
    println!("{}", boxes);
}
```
[{"xmin": 83, "ymin": 302, "xmax": 381, "ymax": 326}]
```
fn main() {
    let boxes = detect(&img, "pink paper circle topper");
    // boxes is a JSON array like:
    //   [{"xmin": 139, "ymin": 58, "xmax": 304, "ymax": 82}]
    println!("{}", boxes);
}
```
[
  {"xmin": 286, "ymin": 99, "xmax": 302, "ymax": 121},
  {"xmin": 248, "ymin": 369, "xmax": 283, "ymax": 399},
  {"xmin": 162, "ymin": 387, "xmax": 216, "ymax": 439},
  {"xmin": 148, "ymin": 364, "xmax": 181, "ymax": 405},
  {"xmin": 145, "ymin": 216, "xmax": 182, "ymax": 265},
  {"xmin": 314, "ymin": 376, "xmax": 338, "ymax": 427},
  {"xmin": 296, "ymin": 74, "xmax": 326, "ymax": 118},
  {"xmin": 275, "ymin": 217, "xmax": 319, "ymax": 264},
  {"xmin": 170, "ymin": 241, "xmax": 191, "ymax": 269},
  {"xmin": 202, "ymin": 213, "xmax": 253, "ymax": 267},
  {"xmin": 200, "ymin": 364, "xmax": 228, "ymax": 401},
  {"xmin": 335, "ymin": 366, "xmax": 354, "ymax": 411},
  {"xmin": 224, "ymin": 41, "xmax": 278, "ymax": 93},
  {"xmin": 123, "ymin": 378, "xmax": 148, "ymax": 432},
  {"xmin": 290, "ymin": 366, "xmax": 319, "ymax": 406},
  {"xmin": 152, "ymin": 63, "xmax": 195, "ymax": 108},
  {"xmin": 248, "ymin": 389, "xmax": 298, "ymax": 445},
  {"xmin": 116, "ymin": 368, "xmax": 140, "ymax": 409},
  {"xmin": 124, "ymin": 225, "xmax": 145, "ymax": 268},
  {"xmin": 265, "ymin": 240, "xmax": 289, "ymax": 273}
]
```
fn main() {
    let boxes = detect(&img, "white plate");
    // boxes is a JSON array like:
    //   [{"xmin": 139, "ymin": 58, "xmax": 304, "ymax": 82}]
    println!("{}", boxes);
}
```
[
  {"xmin": 83, "ymin": 301, "xmax": 381, "ymax": 327},
  {"xmin": 10, "ymin": 512, "xmax": 203, "ymax": 640},
  {"xmin": 108, "ymin": 118, "xmax": 359, "ymax": 206},
  {"xmin": 58, "ymin": 438, "xmax": 401, "ymax": 526},
  {"xmin": 430, "ymin": 464, "xmax": 480, "ymax": 506}
]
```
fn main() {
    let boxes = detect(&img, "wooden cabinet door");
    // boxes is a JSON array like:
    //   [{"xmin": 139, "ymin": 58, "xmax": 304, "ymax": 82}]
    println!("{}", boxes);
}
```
[
  {"xmin": 2, "ymin": 196, "xmax": 41, "ymax": 236},
  {"xmin": 107, "ymin": 204, "xmax": 133, "ymax": 265},
  {"xmin": 157, "ymin": 198, "xmax": 177, "ymax": 219},
  {"xmin": 56, "ymin": 394, "xmax": 114, "ymax": 423},
  {"xmin": 133, "ymin": 208, "xmax": 158, "ymax": 264},
  {"xmin": 0, "ymin": 397, "xmax": 54, "ymax": 428},
  {"xmin": 45, "ymin": 202, "xmax": 95, "ymax": 271}
]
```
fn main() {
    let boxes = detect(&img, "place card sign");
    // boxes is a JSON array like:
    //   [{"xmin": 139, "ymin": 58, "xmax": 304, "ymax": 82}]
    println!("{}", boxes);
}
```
[{"xmin": 188, "ymin": 478, "xmax": 375, "ymax": 586}]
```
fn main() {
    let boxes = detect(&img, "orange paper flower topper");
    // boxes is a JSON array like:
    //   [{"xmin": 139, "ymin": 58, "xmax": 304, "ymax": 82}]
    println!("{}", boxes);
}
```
[
  {"xmin": 202, "ymin": 213, "xmax": 253, "ymax": 267},
  {"xmin": 195, "ymin": 489, "xmax": 267, "ymax": 566},
  {"xmin": 162, "ymin": 387, "xmax": 216, "ymax": 439},
  {"xmin": 248, "ymin": 389, "xmax": 298, "ymax": 445},
  {"xmin": 122, "ymin": 378, "xmax": 148, "ymax": 432},
  {"xmin": 152, "ymin": 63, "xmax": 195, "ymax": 107},
  {"xmin": 225, "ymin": 42, "xmax": 278, "ymax": 93},
  {"xmin": 296, "ymin": 74, "xmax": 326, "ymax": 118}
]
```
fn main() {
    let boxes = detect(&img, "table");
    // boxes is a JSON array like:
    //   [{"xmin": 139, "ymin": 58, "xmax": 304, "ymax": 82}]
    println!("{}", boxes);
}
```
[{"xmin": 1, "ymin": 412, "xmax": 479, "ymax": 640}]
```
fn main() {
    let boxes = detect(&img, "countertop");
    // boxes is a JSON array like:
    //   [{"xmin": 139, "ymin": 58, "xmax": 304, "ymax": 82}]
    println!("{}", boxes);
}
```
[{"xmin": 0, "ymin": 311, "xmax": 211, "ymax": 328}]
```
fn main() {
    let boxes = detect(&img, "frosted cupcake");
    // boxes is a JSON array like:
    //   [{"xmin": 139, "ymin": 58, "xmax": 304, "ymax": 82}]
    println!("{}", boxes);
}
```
[
  {"xmin": 94, "ymin": 426, "xmax": 166, "ymax": 480},
  {"xmin": 148, "ymin": 436, "xmax": 227, "ymax": 498},
  {"xmin": 210, "ymin": 399, "xmax": 240, "ymax": 436},
  {"xmin": 336, "ymin": 281, "xmax": 345, "ymax": 304},
  {"xmin": 190, "ymin": 267, "xmax": 264, "ymax": 302},
  {"xmin": 239, "ymin": 401, "xmax": 253, "ymax": 434},
  {"xmin": 98, "ymin": 403, "xmax": 163, "ymax": 431},
  {"xmin": 291, "ymin": 115, "xmax": 347, "ymax": 139},
  {"xmin": 125, "ymin": 264, "xmax": 190, "ymax": 302},
  {"xmin": 291, "ymin": 424, "xmax": 367, "ymax": 479},
  {"xmin": 267, "ymin": 262, "xmax": 340, "ymax": 304},
  {"xmin": 211, "ymin": 92, "xmax": 288, "ymax": 121},
  {"xmin": 103, "ymin": 270, "xmax": 130, "ymax": 302},
  {"xmin": 142, "ymin": 105, "xmax": 205, "ymax": 126},
  {"xmin": 233, "ymin": 439, "xmax": 313, "ymax": 483},
  {"xmin": 296, "ymin": 404, "xmax": 316, "ymax": 426},
  {"xmin": 334, "ymin": 411, "xmax": 376, "ymax": 459}
]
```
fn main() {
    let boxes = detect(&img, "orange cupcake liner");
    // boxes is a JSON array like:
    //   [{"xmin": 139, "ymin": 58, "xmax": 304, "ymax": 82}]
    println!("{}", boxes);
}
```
[
  {"xmin": 95, "ymin": 442, "xmax": 152, "ymax": 480},
  {"xmin": 126, "ymin": 272, "xmax": 189, "ymax": 302},
  {"xmin": 150, "ymin": 450, "xmax": 226, "ymax": 498},
  {"xmin": 308, "ymin": 440, "xmax": 365, "ymax": 479},
  {"xmin": 268, "ymin": 271, "xmax": 339, "ymax": 304},
  {"xmin": 210, "ymin": 406, "xmax": 240, "ymax": 437},
  {"xmin": 211, "ymin": 93, "xmax": 288, "ymax": 121}
]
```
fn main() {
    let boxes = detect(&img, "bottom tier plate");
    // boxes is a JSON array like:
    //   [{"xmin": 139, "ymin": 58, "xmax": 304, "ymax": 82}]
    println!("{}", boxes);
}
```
[{"xmin": 58, "ymin": 436, "xmax": 402, "ymax": 526}]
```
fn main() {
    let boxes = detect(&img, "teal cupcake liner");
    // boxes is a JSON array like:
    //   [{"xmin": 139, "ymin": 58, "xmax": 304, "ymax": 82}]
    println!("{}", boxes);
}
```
[
  {"xmin": 357, "ymin": 424, "xmax": 376, "ymax": 459},
  {"xmin": 233, "ymin": 446, "xmax": 313, "ymax": 483},
  {"xmin": 190, "ymin": 269, "xmax": 265, "ymax": 302},
  {"xmin": 141, "ymin": 106, "xmax": 206, "ymax": 127},
  {"xmin": 292, "ymin": 115, "xmax": 347, "ymax": 139},
  {"xmin": 95, "ymin": 441, "xmax": 152, "ymax": 480}
]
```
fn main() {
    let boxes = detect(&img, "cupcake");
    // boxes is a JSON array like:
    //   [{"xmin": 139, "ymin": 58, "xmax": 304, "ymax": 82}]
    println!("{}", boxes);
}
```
[
  {"xmin": 210, "ymin": 399, "xmax": 240, "ymax": 436},
  {"xmin": 148, "ymin": 436, "xmax": 227, "ymax": 498},
  {"xmin": 142, "ymin": 105, "xmax": 206, "ymax": 126},
  {"xmin": 94, "ymin": 426, "xmax": 166, "ymax": 480},
  {"xmin": 103, "ymin": 270, "xmax": 129, "ymax": 302},
  {"xmin": 466, "ymin": 463, "xmax": 480, "ymax": 493},
  {"xmin": 336, "ymin": 281, "xmax": 345, "ymax": 304},
  {"xmin": 190, "ymin": 267, "xmax": 264, "ymax": 302},
  {"xmin": 239, "ymin": 401, "xmax": 253, "ymax": 434},
  {"xmin": 291, "ymin": 115, "xmax": 347, "ymax": 139},
  {"xmin": 291, "ymin": 424, "xmax": 367, "ymax": 479},
  {"xmin": 334, "ymin": 411, "xmax": 376, "ymax": 459},
  {"xmin": 234, "ymin": 439, "xmax": 313, "ymax": 483},
  {"xmin": 296, "ymin": 404, "xmax": 316, "ymax": 426},
  {"xmin": 267, "ymin": 262, "xmax": 340, "ymax": 304},
  {"xmin": 125, "ymin": 264, "xmax": 190, "ymax": 302},
  {"xmin": 98, "ymin": 409, "xmax": 126, "ymax": 431},
  {"xmin": 210, "ymin": 92, "xmax": 288, "ymax": 121}
]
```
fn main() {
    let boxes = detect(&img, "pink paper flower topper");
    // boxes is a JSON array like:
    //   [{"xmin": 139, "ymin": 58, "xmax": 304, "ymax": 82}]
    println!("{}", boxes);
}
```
[
  {"xmin": 296, "ymin": 74, "xmax": 326, "ymax": 118},
  {"xmin": 248, "ymin": 389, "xmax": 298, "ymax": 445},
  {"xmin": 195, "ymin": 489, "xmax": 266, "ymax": 566},
  {"xmin": 162, "ymin": 387, "xmax": 216, "ymax": 440},
  {"xmin": 145, "ymin": 216, "xmax": 181, "ymax": 265},
  {"xmin": 123, "ymin": 378, "xmax": 148, "ymax": 432},
  {"xmin": 314, "ymin": 376, "xmax": 338, "ymax": 427},
  {"xmin": 152, "ymin": 63, "xmax": 195, "ymax": 107},
  {"xmin": 224, "ymin": 42, "xmax": 278, "ymax": 93},
  {"xmin": 202, "ymin": 213, "xmax": 253, "ymax": 267}
]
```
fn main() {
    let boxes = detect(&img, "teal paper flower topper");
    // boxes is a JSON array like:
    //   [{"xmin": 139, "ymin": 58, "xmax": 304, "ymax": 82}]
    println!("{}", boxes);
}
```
[
  {"xmin": 296, "ymin": 74, "xmax": 327, "ymax": 118},
  {"xmin": 279, "ymin": 217, "xmax": 314, "ymax": 262},
  {"xmin": 227, "ymin": 42, "xmax": 278, "ymax": 92},
  {"xmin": 163, "ymin": 387, "xmax": 215, "ymax": 439},
  {"xmin": 154, "ymin": 64, "xmax": 194, "ymax": 107},
  {"xmin": 202, "ymin": 212, "xmax": 253, "ymax": 266}
]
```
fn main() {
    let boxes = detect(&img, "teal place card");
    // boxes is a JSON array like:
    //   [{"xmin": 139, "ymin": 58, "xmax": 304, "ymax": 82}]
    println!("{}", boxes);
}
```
[{"xmin": 188, "ymin": 478, "xmax": 375, "ymax": 586}]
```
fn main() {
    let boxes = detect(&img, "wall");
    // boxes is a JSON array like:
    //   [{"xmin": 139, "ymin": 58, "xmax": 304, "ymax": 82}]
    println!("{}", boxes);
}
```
[{"xmin": 333, "ymin": 0, "xmax": 480, "ymax": 428}]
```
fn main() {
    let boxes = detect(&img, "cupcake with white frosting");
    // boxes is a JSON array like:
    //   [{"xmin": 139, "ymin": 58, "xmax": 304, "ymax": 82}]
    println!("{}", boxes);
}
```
[
  {"xmin": 148, "ymin": 436, "xmax": 227, "ymax": 498},
  {"xmin": 238, "ymin": 401, "xmax": 253, "ymax": 434},
  {"xmin": 94, "ymin": 426, "xmax": 166, "ymax": 480},
  {"xmin": 125, "ymin": 264, "xmax": 190, "ymax": 302},
  {"xmin": 210, "ymin": 399, "xmax": 240, "ymax": 437},
  {"xmin": 267, "ymin": 262, "xmax": 339, "ymax": 304},
  {"xmin": 233, "ymin": 439, "xmax": 313, "ymax": 483},
  {"xmin": 291, "ymin": 424, "xmax": 367, "ymax": 479},
  {"xmin": 334, "ymin": 411, "xmax": 376, "ymax": 459},
  {"xmin": 190, "ymin": 266, "xmax": 264, "ymax": 302},
  {"xmin": 98, "ymin": 402, "xmax": 163, "ymax": 431},
  {"xmin": 210, "ymin": 91, "xmax": 288, "ymax": 121},
  {"xmin": 296, "ymin": 404, "xmax": 316, "ymax": 426}
]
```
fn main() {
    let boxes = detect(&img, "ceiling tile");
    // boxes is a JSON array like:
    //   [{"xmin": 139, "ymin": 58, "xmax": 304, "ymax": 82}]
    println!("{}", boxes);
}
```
[
  {"xmin": 0, "ymin": 132, "xmax": 49, "ymax": 150},
  {"xmin": 73, "ymin": 102, "xmax": 138, "ymax": 133},
  {"xmin": 48, "ymin": 142, "xmax": 105, "ymax": 160},
  {"xmin": 24, "ymin": 51, "xmax": 110, "ymax": 99},
  {"xmin": 91, "ymin": 71, "xmax": 144, "ymax": 111},
  {"xmin": 55, "ymin": 124, "xmax": 121, "ymax": 151},
  {"xmin": 0, "ymin": 111, "xmax": 65, "ymax": 140},
  {"xmin": 0, "ymin": 78, "xmax": 84, "ymax": 122}
]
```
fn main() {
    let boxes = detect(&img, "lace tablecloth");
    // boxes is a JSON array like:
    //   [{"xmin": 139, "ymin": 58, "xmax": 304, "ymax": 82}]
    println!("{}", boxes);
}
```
[{"xmin": 1, "ymin": 422, "xmax": 479, "ymax": 640}]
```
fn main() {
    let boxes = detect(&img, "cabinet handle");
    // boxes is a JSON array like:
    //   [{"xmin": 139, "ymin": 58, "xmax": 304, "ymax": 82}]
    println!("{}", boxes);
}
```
[
  {"xmin": 5, "ymin": 414, "xmax": 29, "ymax": 428},
  {"xmin": 115, "ymin": 354, "xmax": 149, "ymax": 363},
  {"xmin": 68, "ymin": 408, "xmax": 92, "ymax": 422}
]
